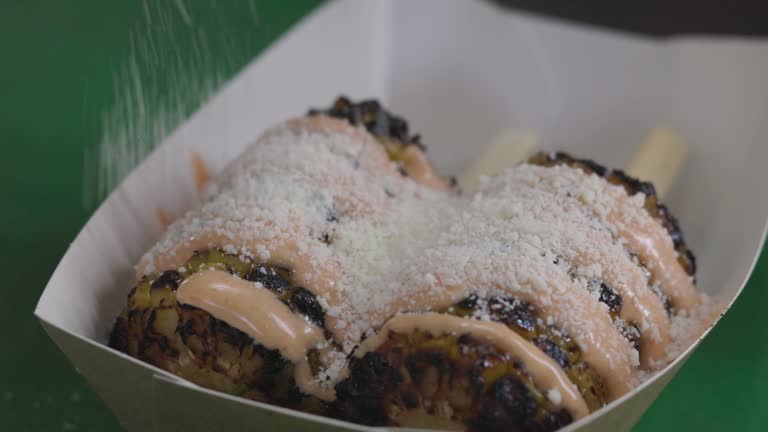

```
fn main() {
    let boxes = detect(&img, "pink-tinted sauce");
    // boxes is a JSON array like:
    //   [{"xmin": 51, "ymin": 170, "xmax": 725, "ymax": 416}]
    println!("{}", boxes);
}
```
[
  {"xmin": 154, "ymin": 208, "xmax": 174, "ymax": 231},
  {"xmin": 176, "ymin": 269, "xmax": 331, "ymax": 398},
  {"xmin": 356, "ymin": 313, "xmax": 589, "ymax": 419},
  {"xmin": 136, "ymin": 115, "xmax": 712, "ymax": 411},
  {"xmin": 191, "ymin": 152, "xmax": 211, "ymax": 195}
]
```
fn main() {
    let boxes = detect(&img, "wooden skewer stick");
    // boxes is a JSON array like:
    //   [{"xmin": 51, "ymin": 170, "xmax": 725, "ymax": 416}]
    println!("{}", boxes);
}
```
[
  {"xmin": 625, "ymin": 128, "xmax": 688, "ymax": 199},
  {"xmin": 460, "ymin": 127, "xmax": 688, "ymax": 199},
  {"xmin": 458, "ymin": 129, "xmax": 537, "ymax": 192}
]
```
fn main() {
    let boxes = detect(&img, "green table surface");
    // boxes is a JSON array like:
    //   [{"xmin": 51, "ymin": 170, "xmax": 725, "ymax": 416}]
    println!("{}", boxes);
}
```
[{"xmin": 1, "ymin": 1, "xmax": 765, "ymax": 431}]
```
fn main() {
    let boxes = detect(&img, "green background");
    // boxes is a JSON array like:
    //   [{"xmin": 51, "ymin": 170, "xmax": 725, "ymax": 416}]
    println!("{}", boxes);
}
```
[{"xmin": 1, "ymin": 1, "xmax": 765, "ymax": 430}]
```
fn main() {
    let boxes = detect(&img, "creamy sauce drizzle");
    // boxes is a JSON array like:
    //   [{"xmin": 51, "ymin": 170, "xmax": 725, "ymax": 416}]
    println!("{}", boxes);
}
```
[
  {"xmin": 136, "ymin": 115, "xmax": 715, "ymax": 412},
  {"xmin": 482, "ymin": 164, "xmax": 697, "ymax": 368},
  {"xmin": 401, "ymin": 145, "xmax": 453, "ymax": 192},
  {"xmin": 597, "ymin": 188, "xmax": 700, "ymax": 311},
  {"xmin": 177, "ymin": 270, "xmax": 324, "ymax": 361},
  {"xmin": 176, "ymin": 270, "xmax": 330, "ymax": 398},
  {"xmin": 190, "ymin": 152, "xmax": 211, "ymax": 195},
  {"xmin": 356, "ymin": 313, "xmax": 589, "ymax": 419},
  {"xmin": 154, "ymin": 208, "xmax": 174, "ymax": 231},
  {"xmin": 375, "ymin": 271, "xmax": 635, "ymax": 400},
  {"xmin": 565, "ymin": 229, "xmax": 670, "ymax": 368}
]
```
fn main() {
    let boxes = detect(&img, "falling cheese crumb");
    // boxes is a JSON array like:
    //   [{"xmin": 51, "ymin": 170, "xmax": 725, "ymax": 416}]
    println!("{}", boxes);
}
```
[
  {"xmin": 136, "ymin": 120, "xmax": 707, "ymax": 393},
  {"xmin": 547, "ymin": 389, "xmax": 562, "ymax": 405}
]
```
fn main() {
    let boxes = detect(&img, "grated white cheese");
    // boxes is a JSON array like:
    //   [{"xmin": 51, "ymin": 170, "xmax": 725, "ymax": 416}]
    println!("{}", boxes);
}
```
[
  {"xmin": 137, "ymin": 118, "xmax": 713, "ymax": 393},
  {"xmin": 547, "ymin": 389, "xmax": 562, "ymax": 405}
]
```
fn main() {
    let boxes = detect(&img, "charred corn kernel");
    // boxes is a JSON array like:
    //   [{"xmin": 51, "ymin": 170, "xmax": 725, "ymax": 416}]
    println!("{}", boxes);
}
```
[{"xmin": 109, "ymin": 248, "xmax": 327, "ymax": 412}]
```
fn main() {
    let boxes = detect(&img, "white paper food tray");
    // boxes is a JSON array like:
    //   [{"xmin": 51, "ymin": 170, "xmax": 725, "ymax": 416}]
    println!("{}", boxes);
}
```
[{"xmin": 35, "ymin": 1, "xmax": 768, "ymax": 431}]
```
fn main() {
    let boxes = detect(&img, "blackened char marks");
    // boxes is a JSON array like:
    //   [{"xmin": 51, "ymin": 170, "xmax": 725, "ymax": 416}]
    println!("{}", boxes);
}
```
[
  {"xmin": 656, "ymin": 204, "xmax": 697, "ymax": 276},
  {"xmin": 308, "ymin": 96, "xmax": 425, "ymax": 150},
  {"xmin": 214, "ymin": 318, "xmax": 250, "ymax": 348},
  {"xmin": 606, "ymin": 169, "xmax": 656, "ymax": 197},
  {"xmin": 489, "ymin": 298, "xmax": 537, "ymax": 333},
  {"xmin": 110, "ymin": 249, "xmax": 330, "ymax": 412},
  {"xmin": 108, "ymin": 316, "xmax": 130, "ymax": 352},
  {"xmin": 533, "ymin": 336, "xmax": 571, "ymax": 369},
  {"xmin": 330, "ymin": 352, "xmax": 403, "ymax": 426},
  {"xmin": 332, "ymin": 330, "xmax": 578, "ymax": 431},
  {"xmin": 529, "ymin": 151, "xmax": 696, "ymax": 277},
  {"xmin": 245, "ymin": 265, "xmax": 291, "ymax": 295},
  {"xmin": 453, "ymin": 295, "xmax": 536, "ymax": 333},
  {"xmin": 288, "ymin": 287, "xmax": 326, "ymax": 328},
  {"xmin": 151, "ymin": 270, "xmax": 182, "ymax": 290},
  {"xmin": 443, "ymin": 295, "xmax": 608, "ymax": 412},
  {"xmin": 472, "ymin": 376, "xmax": 533, "ymax": 432},
  {"xmin": 598, "ymin": 283, "xmax": 623, "ymax": 316}
]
